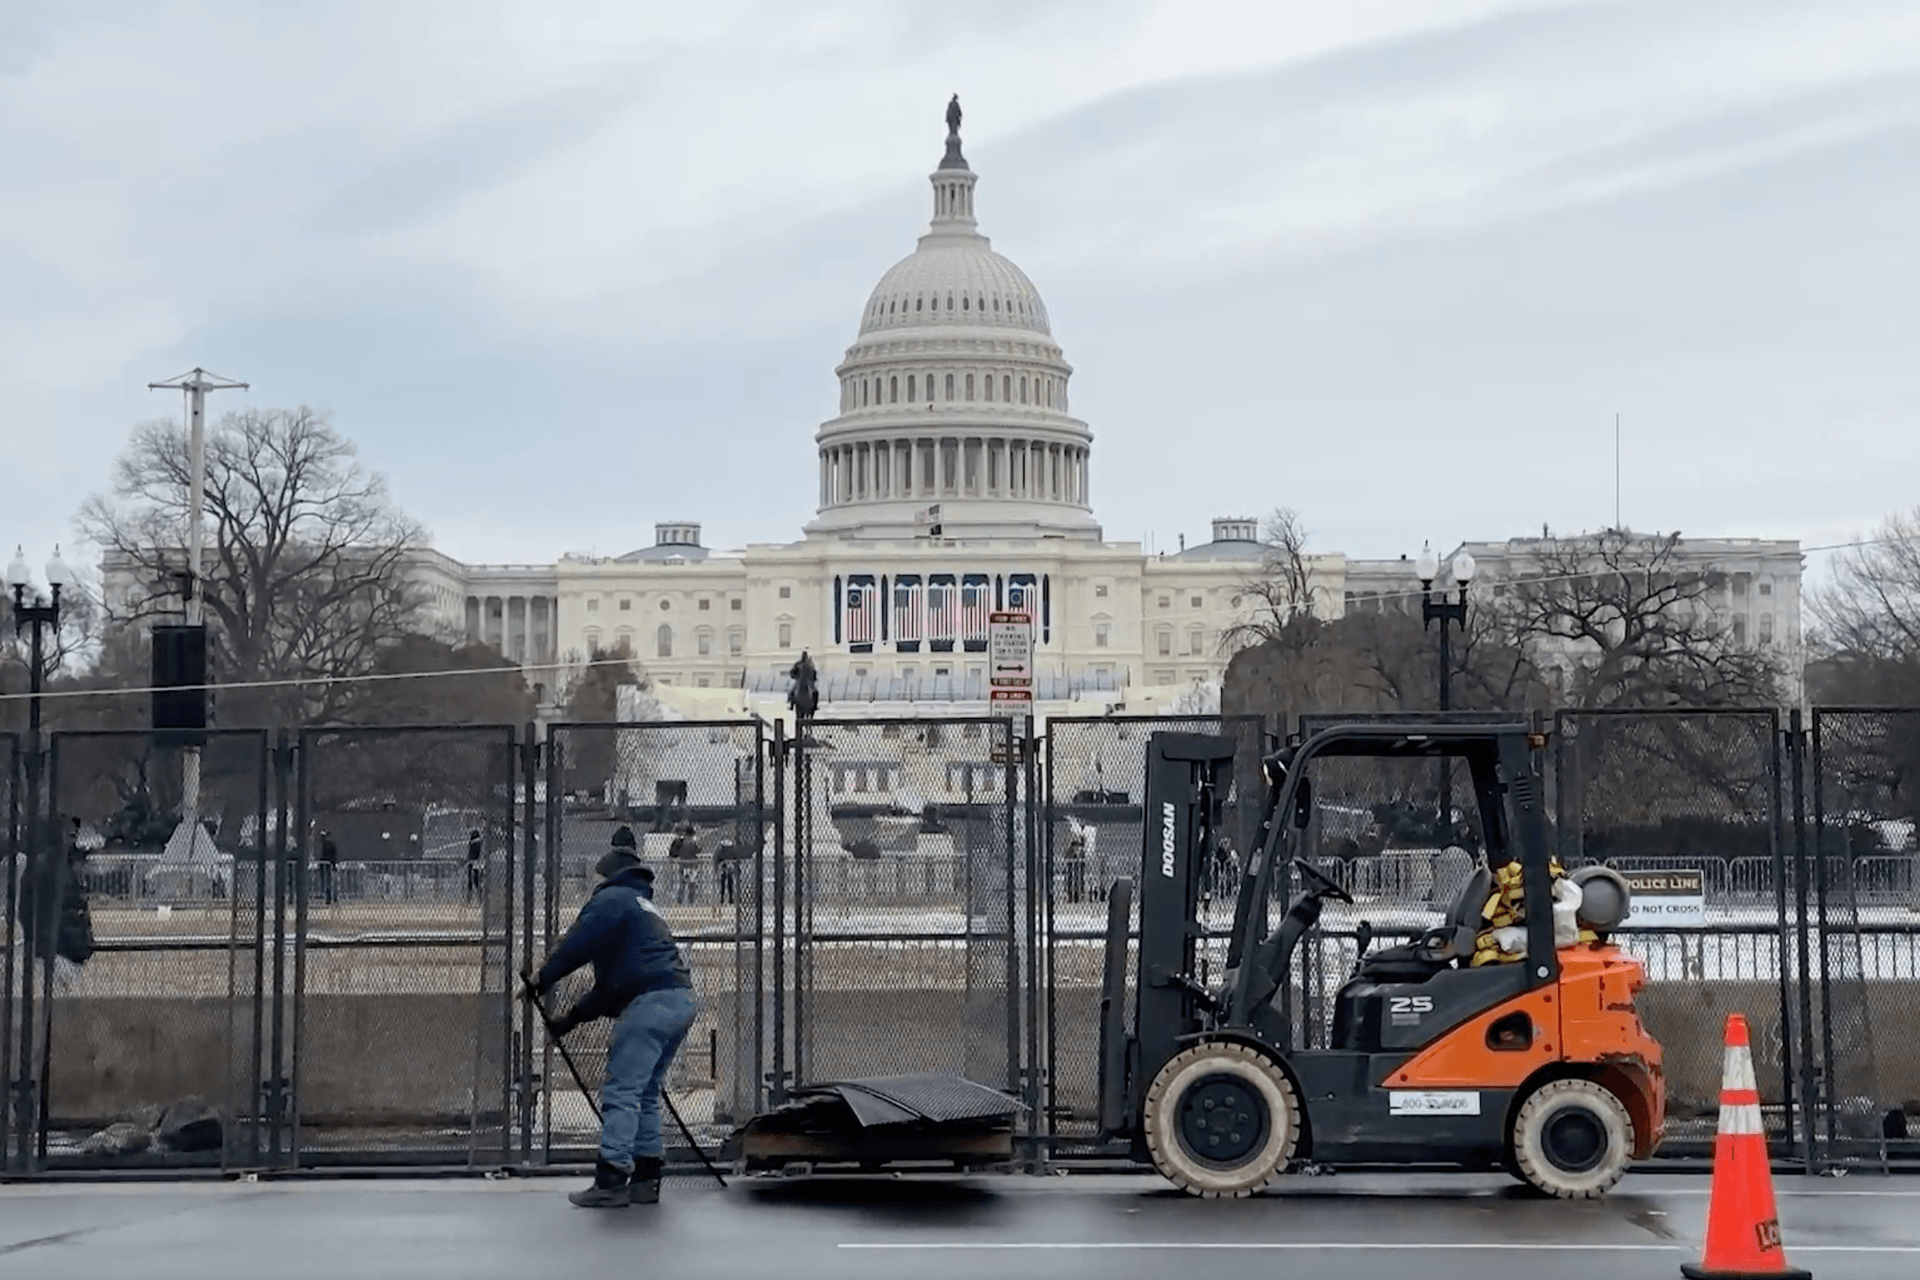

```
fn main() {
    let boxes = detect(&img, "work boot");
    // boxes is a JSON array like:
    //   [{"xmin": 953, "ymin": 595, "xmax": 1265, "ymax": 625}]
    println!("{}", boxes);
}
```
[
  {"xmin": 568, "ymin": 1160, "xmax": 631, "ymax": 1209},
  {"xmin": 628, "ymin": 1155, "xmax": 663, "ymax": 1205}
]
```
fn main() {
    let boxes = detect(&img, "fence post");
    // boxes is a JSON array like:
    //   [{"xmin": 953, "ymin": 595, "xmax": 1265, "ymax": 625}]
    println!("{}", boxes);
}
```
[
  {"xmin": 770, "ymin": 718, "xmax": 788, "ymax": 1106},
  {"xmin": 1022, "ymin": 715, "xmax": 1044, "ymax": 1165},
  {"xmin": 0, "ymin": 737, "xmax": 18, "ymax": 1173},
  {"xmin": 1789, "ymin": 709, "xmax": 1818, "ymax": 1172},
  {"xmin": 512, "ymin": 722, "xmax": 535, "ymax": 1166},
  {"xmin": 1002, "ymin": 718, "xmax": 1025, "ymax": 1154}
]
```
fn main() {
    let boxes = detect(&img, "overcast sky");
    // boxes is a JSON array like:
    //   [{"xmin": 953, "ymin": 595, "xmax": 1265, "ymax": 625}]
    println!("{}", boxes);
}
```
[{"xmin": 5, "ymin": 0, "xmax": 1917, "ymax": 588}]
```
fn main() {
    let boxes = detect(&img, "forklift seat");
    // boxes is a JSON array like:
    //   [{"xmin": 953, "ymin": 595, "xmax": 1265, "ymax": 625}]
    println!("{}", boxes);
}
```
[{"xmin": 1352, "ymin": 862, "xmax": 1491, "ymax": 983}]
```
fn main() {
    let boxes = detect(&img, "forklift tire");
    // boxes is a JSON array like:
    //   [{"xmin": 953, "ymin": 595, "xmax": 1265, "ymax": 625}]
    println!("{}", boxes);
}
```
[
  {"xmin": 1509, "ymin": 1079, "xmax": 1635, "ymax": 1199},
  {"xmin": 1142, "ymin": 1041, "xmax": 1300, "ymax": 1198}
]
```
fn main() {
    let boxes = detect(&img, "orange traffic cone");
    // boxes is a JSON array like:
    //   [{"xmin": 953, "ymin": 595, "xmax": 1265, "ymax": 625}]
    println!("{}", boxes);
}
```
[{"xmin": 1682, "ymin": 1013, "xmax": 1810, "ymax": 1279}]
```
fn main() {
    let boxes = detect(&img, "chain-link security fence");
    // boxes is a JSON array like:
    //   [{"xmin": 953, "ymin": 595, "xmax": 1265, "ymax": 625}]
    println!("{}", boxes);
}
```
[
  {"xmin": 0, "ymin": 709, "xmax": 1915, "ymax": 1175},
  {"xmin": 294, "ymin": 726, "xmax": 517, "ymax": 1165},
  {"xmin": 1812, "ymin": 709, "xmax": 1920, "ymax": 1170},
  {"xmin": 24, "ymin": 731, "xmax": 271, "ymax": 1169}
]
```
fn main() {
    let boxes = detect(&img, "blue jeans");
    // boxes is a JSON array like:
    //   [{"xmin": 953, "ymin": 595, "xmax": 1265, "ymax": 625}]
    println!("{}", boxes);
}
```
[{"xmin": 600, "ymin": 986, "xmax": 698, "ymax": 1170}]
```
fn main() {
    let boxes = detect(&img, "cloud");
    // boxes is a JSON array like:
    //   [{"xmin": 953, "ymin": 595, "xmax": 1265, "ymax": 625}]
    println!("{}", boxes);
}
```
[{"xmin": 2, "ymin": 0, "xmax": 1916, "ymax": 585}]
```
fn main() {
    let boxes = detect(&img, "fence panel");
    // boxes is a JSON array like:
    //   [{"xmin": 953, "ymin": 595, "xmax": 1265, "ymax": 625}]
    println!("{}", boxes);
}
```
[
  {"xmin": 1041, "ymin": 715, "xmax": 1263, "ymax": 1143},
  {"xmin": 1555, "ymin": 708, "xmax": 1798, "ymax": 1157},
  {"xmin": 293, "ymin": 725, "xmax": 516, "ymax": 1166},
  {"xmin": 785, "ymin": 716, "xmax": 1025, "ymax": 1103},
  {"xmin": 538, "ymin": 721, "xmax": 766, "ymax": 1164},
  {"xmin": 1811, "ymin": 709, "xmax": 1920, "ymax": 1168},
  {"xmin": 37, "ymin": 730, "xmax": 271, "ymax": 1169}
]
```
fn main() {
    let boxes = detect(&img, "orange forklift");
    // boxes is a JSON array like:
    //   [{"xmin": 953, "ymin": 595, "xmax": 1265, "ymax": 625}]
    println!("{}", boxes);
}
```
[{"xmin": 1096, "ymin": 723, "xmax": 1664, "ymax": 1197}]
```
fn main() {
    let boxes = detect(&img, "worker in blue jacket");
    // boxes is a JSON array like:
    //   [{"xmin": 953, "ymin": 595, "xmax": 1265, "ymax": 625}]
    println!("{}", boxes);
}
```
[{"xmin": 529, "ymin": 826, "xmax": 697, "ymax": 1208}]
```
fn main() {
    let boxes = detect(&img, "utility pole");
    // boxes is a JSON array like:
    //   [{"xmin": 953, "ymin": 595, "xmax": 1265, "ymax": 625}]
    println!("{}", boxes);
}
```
[{"xmin": 147, "ymin": 369, "xmax": 249, "ymax": 874}]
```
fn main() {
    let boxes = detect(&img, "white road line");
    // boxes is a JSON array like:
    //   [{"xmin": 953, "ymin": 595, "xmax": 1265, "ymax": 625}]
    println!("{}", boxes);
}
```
[
  {"xmin": 841, "ymin": 1243, "xmax": 1686, "ymax": 1252},
  {"xmin": 838, "ymin": 1242, "xmax": 1920, "ymax": 1253}
]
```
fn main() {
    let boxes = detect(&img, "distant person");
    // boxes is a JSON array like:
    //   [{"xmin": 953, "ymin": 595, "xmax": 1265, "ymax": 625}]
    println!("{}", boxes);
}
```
[
  {"xmin": 528, "ymin": 825, "xmax": 696, "ymax": 1209},
  {"xmin": 465, "ymin": 829, "xmax": 484, "ymax": 905},
  {"xmin": 715, "ymin": 838, "xmax": 743, "ymax": 906},
  {"xmin": 24, "ymin": 818, "xmax": 93, "ymax": 975},
  {"xmin": 317, "ymin": 829, "xmax": 340, "ymax": 906},
  {"xmin": 668, "ymin": 823, "xmax": 701, "ymax": 905},
  {"xmin": 1062, "ymin": 824, "xmax": 1089, "ymax": 904}
]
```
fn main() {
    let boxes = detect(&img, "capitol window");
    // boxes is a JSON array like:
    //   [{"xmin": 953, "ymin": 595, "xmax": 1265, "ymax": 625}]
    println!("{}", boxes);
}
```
[
  {"xmin": 778, "ymin": 622, "xmax": 793, "ymax": 647},
  {"xmin": 620, "ymin": 598, "xmax": 632, "ymax": 611},
  {"xmin": 779, "ymin": 586, "xmax": 792, "ymax": 599},
  {"xmin": 1094, "ymin": 622, "xmax": 1111, "ymax": 648},
  {"xmin": 731, "ymin": 598, "xmax": 742, "ymax": 611},
  {"xmin": 660, "ymin": 598, "xmax": 671, "ymax": 611},
  {"xmin": 698, "ymin": 599, "xmax": 711, "ymax": 611},
  {"xmin": 728, "ymin": 629, "xmax": 743, "ymax": 655},
  {"xmin": 965, "ymin": 373, "xmax": 975, "ymax": 400},
  {"xmin": 587, "ymin": 598, "xmax": 599, "ymax": 613},
  {"xmin": 907, "ymin": 375, "xmax": 916, "ymax": 401},
  {"xmin": 916, "ymin": 297, "xmax": 923, "ymax": 311},
  {"xmin": 1095, "ymin": 584, "xmax": 1108, "ymax": 598},
  {"xmin": 697, "ymin": 630, "xmax": 712, "ymax": 656},
  {"xmin": 1157, "ymin": 629, "xmax": 1172, "ymax": 657},
  {"xmin": 657, "ymin": 625, "xmax": 673, "ymax": 658},
  {"xmin": 945, "ymin": 373, "xmax": 954, "ymax": 401},
  {"xmin": 1191, "ymin": 596, "xmax": 1202, "ymax": 608}
]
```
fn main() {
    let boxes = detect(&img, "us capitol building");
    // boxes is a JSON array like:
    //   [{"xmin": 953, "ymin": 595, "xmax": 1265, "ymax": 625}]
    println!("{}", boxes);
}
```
[{"xmin": 415, "ymin": 102, "xmax": 1805, "ymax": 719}]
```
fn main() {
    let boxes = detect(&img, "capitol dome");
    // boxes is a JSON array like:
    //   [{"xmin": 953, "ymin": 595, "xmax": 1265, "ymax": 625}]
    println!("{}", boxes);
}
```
[
  {"xmin": 857, "ymin": 242, "xmax": 1052, "ymax": 338},
  {"xmin": 807, "ymin": 99, "xmax": 1098, "ymax": 542}
]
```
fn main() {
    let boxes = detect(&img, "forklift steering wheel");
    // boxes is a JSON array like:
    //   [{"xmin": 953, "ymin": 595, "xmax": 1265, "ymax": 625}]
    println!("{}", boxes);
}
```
[{"xmin": 1294, "ymin": 860, "xmax": 1354, "ymax": 904}]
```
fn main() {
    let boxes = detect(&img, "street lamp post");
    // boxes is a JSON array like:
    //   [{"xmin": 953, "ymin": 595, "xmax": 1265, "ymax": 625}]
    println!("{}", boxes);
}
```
[
  {"xmin": 1414, "ymin": 541, "xmax": 1475, "ymax": 712},
  {"xmin": 6, "ymin": 544, "xmax": 71, "ymax": 1168},
  {"xmin": 1414, "ymin": 542, "xmax": 1475, "ymax": 846}
]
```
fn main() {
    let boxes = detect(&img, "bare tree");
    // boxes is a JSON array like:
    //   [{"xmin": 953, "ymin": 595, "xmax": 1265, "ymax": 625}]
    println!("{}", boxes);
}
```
[
  {"xmin": 78, "ymin": 407, "xmax": 429, "ymax": 725},
  {"xmin": 557, "ymin": 643, "xmax": 651, "ymax": 796},
  {"xmin": 1220, "ymin": 509, "xmax": 1366, "ymax": 716},
  {"xmin": 1496, "ymin": 531, "xmax": 1776, "ymax": 708},
  {"xmin": 1219, "ymin": 509, "xmax": 1322, "ymax": 651},
  {"xmin": 1811, "ymin": 507, "xmax": 1920, "ymax": 663}
]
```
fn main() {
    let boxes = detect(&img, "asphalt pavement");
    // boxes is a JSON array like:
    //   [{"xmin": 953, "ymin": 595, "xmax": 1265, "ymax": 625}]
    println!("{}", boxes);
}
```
[{"xmin": 2, "ymin": 1171, "xmax": 1916, "ymax": 1280}]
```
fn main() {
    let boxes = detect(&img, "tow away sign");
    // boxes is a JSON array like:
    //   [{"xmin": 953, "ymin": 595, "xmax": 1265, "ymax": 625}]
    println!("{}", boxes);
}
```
[
  {"xmin": 988, "ymin": 611, "xmax": 1033, "ymax": 704},
  {"xmin": 1619, "ymin": 868, "xmax": 1706, "ymax": 927}
]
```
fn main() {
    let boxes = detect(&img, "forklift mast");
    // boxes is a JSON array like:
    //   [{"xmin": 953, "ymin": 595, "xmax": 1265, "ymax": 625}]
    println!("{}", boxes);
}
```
[{"xmin": 1129, "ymin": 733, "xmax": 1238, "ymax": 1111}]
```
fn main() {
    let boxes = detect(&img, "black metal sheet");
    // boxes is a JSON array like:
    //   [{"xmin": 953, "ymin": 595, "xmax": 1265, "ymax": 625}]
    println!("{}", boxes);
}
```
[{"xmin": 794, "ymin": 1074, "xmax": 1020, "ymax": 1126}]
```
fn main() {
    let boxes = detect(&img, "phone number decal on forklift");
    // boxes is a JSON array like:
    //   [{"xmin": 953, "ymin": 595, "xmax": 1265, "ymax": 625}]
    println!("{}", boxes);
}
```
[{"xmin": 1388, "ymin": 1091, "xmax": 1481, "ymax": 1116}]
